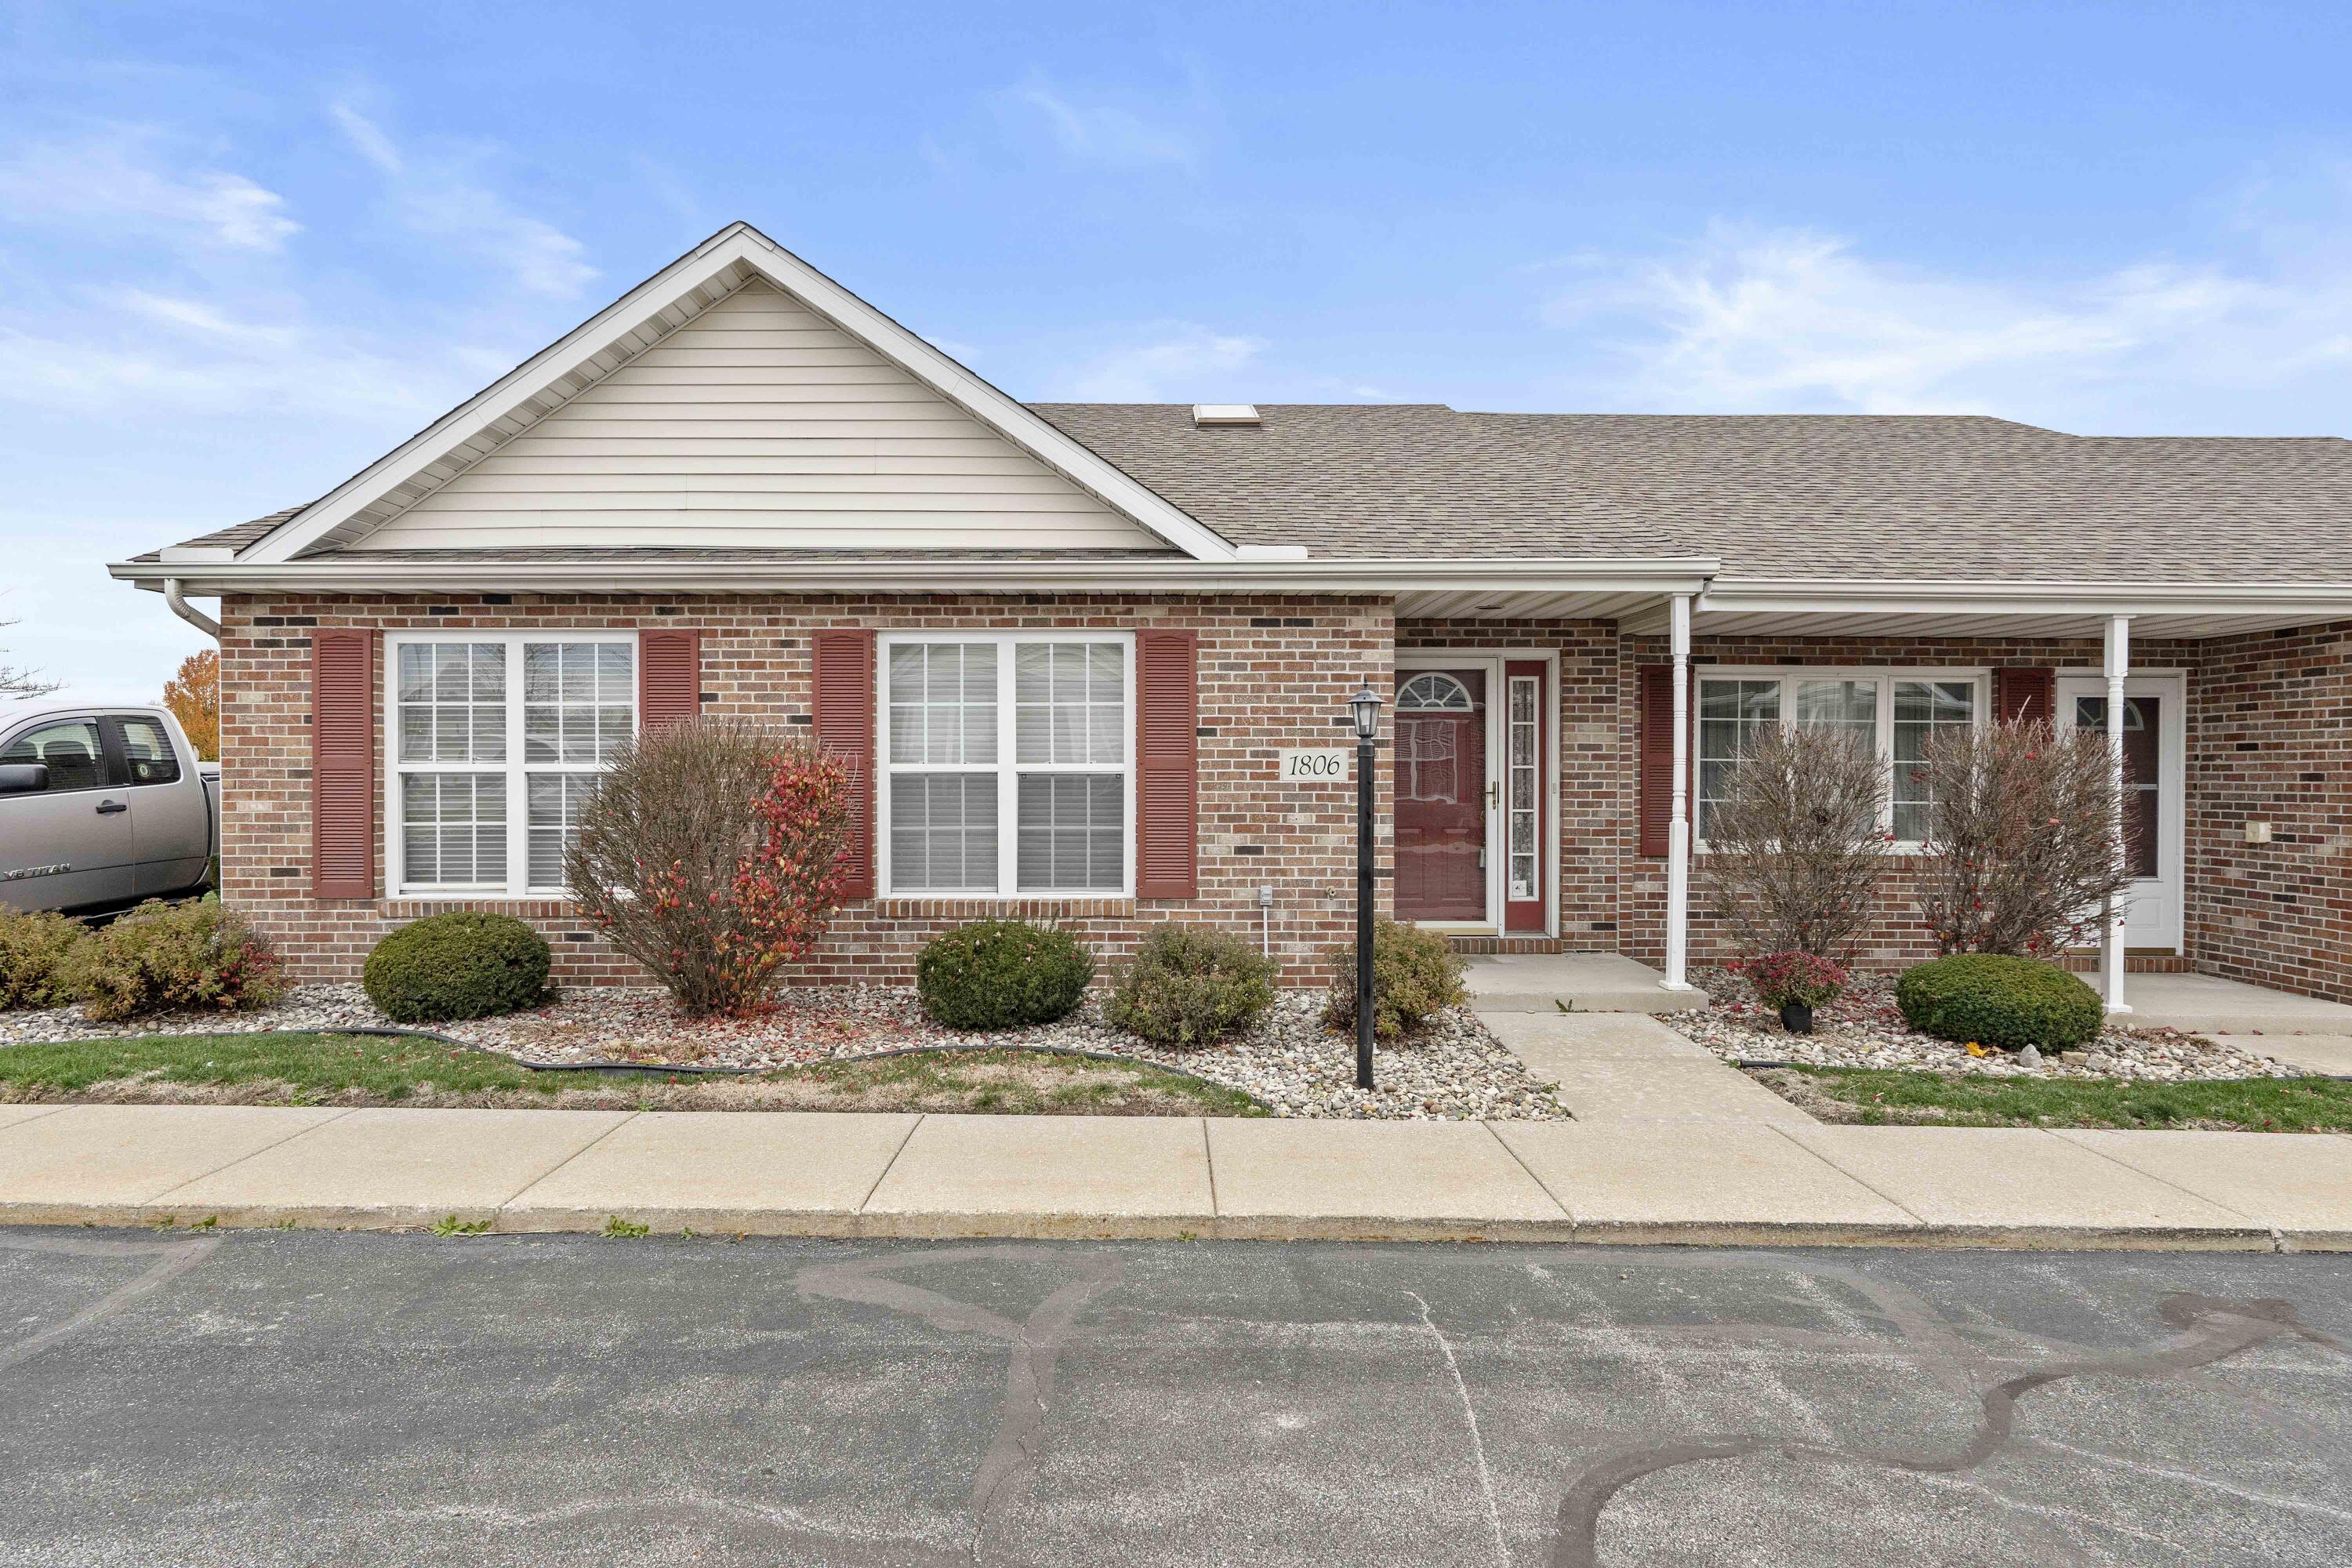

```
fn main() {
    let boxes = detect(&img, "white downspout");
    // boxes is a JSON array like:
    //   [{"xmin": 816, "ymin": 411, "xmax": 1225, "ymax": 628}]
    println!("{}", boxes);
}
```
[
  {"xmin": 2101, "ymin": 615, "xmax": 2132, "ymax": 1014},
  {"xmin": 1663, "ymin": 593, "xmax": 1695, "ymax": 990},
  {"xmin": 164, "ymin": 578, "xmax": 222, "ymax": 641}
]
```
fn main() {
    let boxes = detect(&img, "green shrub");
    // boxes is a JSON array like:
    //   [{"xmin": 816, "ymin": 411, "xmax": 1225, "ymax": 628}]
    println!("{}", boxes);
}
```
[
  {"xmin": 916, "ymin": 920, "xmax": 1094, "ymax": 1031},
  {"xmin": 1895, "ymin": 953, "xmax": 2103, "ymax": 1051},
  {"xmin": 1321, "ymin": 918, "xmax": 1467, "ymax": 1043},
  {"xmin": 363, "ymin": 912, "xmax": 551, "ymax": 1024},
  {"xmin": 67, "ymin": 896, "xmax": 287, "ymax": 1022},
  {"xmin": 0, "ymin": 909, "xmax": 89, "ymax": 1010},
  {"xmin": 1105, "ymin": 922, "xmax": 1277, "ymax": 1047}
]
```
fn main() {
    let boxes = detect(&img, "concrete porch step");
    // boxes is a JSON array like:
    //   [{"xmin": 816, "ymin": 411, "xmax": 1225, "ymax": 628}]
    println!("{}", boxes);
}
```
[{"xmin": 1461, "ymin": 952, "xmax": 1708, "ymax": 1014}]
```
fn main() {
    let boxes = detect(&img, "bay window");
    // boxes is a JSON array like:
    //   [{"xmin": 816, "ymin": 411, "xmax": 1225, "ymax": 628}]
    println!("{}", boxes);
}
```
[
  {"xmin": 880, "ymin": 633, "xmax": 1132, "ymax": 896},
  {"xmin": 1693, "ymin": 669, "xmax": 1983, "ymax": 844},
  {"xmin": 388, "ymin": 632, "xmax": 636, "ymax": 896}
]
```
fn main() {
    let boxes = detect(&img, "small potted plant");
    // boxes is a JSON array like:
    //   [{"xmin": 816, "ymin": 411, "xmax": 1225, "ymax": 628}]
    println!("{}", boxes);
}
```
[{"xmin": 1742, "ymin": 950, "xmax": 1848, "ymax": 1035}]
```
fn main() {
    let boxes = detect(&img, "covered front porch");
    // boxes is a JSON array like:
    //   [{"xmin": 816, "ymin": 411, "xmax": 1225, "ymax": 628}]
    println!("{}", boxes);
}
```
[{"xmin": 1393, "ymin": 576, "xmax": 2352, "ymax": 1014}]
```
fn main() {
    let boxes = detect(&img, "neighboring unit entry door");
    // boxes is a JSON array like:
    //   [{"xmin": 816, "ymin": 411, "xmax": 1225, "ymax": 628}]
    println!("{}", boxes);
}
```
[{"xmin": 2056, "ymin": 674, "xmax": 2184, "ymax": 953}]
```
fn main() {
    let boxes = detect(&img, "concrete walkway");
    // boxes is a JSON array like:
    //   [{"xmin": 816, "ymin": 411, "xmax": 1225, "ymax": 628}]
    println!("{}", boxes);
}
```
[
  {"xmin": 1461, "ymin": 952, "xmax": 1708, "ymax": 1013},
  {"xmin": 2, "ymin": 1097, "xmax": 2350, "ymax": 1250}
]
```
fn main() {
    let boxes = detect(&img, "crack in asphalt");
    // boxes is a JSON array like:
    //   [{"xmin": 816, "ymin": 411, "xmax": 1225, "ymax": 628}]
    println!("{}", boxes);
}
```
[
  {"xmin": 0, "ymin": 1232, "xmax": 220, "ymax": 1373},
  {"xmin": 797, "ymin": 1244, "xmax": 1126, "ymax": 1565},
  {"xmin": 1547, "ymin": 1290, "xmax": 2350, "ymax": 1568},
  {"xmin": 1406, "ymin": 1290, "xmax": 1511, "ymax": 1568}
]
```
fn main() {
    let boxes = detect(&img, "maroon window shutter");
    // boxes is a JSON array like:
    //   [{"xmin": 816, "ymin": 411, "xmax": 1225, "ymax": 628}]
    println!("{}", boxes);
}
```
[
  {"xmin": 1994, "ymin": 666, "xmax": 2055, "ymax": 726},
  {"xmin": 1637, "ymin": 663, "xmax": 1674, "ymax": 858},
  {"xmin": 310, "ymin": 629, "xmax": 376, "ymax": 898},
  {"xmin": 811, "ymin": 628, "xmax": 876, "ymax": 898},
  {"xmin": 637, "ymin": 628, "xmax": 701, "ymax": 731},
  {"xmin": 1134, "ymin": 629, "xmax": 1199, "ymax": 898}
]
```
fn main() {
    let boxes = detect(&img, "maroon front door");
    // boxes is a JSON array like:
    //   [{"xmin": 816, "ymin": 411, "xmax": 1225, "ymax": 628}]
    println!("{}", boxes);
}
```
[{"xmin": 1394, "ymin": 669, "xmax": 1486, "ymax": 922}]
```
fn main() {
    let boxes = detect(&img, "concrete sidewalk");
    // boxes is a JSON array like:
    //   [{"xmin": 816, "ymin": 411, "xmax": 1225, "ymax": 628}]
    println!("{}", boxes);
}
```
[{"xmin": 1, "ymin": 1099, "xmax": 2348, "ymax": 1250}]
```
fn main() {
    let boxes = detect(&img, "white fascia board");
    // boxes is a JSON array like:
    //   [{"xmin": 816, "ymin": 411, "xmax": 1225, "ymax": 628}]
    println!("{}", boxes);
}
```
[
  {"xmin": 241, "ymin": 223, "xmax": 1237, "ymax": 566},
  {"xmin": 1699, "ymin": 576, "xmax": 2352, "ymax": 619},
  {"xmin": 108, "ymin": 554, "xmax": 1721, "ymax": 597}
]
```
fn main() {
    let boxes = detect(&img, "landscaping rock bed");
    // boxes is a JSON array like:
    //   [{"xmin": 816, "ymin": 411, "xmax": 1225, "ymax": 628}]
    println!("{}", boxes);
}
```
[
  {"xmin": 1671, "ymin": 967, "xmax": 2296, "ymax": 1082},
  {"xmin": 0, "ymin": 985, "xmax": 1570, "ymax": 1121}
]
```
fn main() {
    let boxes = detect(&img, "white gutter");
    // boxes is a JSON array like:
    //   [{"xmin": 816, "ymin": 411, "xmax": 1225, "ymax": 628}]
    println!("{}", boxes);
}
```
[
  {"xmin": 162, "ymin": 578, "xmax": 222, "ymax": 640},
  {"xmin": 1696, "ymin": 576, "xmax": 2352, "ymax": 619},
  {"xmin": 112, "ymin": 555, "xmax": 1723, "ymax": 597}
]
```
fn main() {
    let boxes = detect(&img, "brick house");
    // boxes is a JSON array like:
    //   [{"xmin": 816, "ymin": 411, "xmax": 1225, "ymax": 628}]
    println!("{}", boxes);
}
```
[{"xmin": 111, "ymin": 223, "xmax": 2352, "ymax": 1010}]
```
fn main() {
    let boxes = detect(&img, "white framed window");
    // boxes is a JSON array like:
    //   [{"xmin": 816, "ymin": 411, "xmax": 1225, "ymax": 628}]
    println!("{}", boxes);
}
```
[
  {"xmin": 878, "ymin": 632, "xmax": 1134, "ymax": 897},
  {"xmin": 386, "ymin": 631, "xmax": 637, "ymax": 896},
  {"xmin": 1693, "ymin": 668, "xmax": 1984, "ymax": 845}
]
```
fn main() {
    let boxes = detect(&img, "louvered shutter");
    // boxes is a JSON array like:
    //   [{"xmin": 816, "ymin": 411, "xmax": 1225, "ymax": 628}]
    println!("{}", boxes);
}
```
[
  {"xmin": 1994, "ymin": 666, "xmax": 2055, "ymax": 726},
  {"xmin": 637, "ymin": 628, "xmax": 701, "ymax": 731},
  {"xmin": 310, "ymin": 629, "xmax": 376, "ymax": 898},
  {"xmin": 1134, "ymin": 629, "xmax": 1199, "ymax": 898},
  {"xmin": 811, "ymin": 628, "xmax": 876, "ymax": 898},
  {"xmin": 1637, "ymin": 663, "xmax": 1675, "ymax": 858}
]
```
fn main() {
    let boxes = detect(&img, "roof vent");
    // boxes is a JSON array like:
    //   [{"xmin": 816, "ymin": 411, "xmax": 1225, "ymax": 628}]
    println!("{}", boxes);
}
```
[{"xmin": 1192, "ymin": 403, "xmax": 1261, "ymax": 427}]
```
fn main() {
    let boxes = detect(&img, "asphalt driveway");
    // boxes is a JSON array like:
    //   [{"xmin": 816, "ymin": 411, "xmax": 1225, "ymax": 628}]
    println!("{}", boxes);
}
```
[{"xmin": 2, "ymin": 1229, "xmax": 2348, "ymax": 1566}]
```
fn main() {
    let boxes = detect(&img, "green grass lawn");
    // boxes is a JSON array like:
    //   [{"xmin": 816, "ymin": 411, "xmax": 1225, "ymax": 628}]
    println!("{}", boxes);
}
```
[
  {"xmin": 0, "ymin": 1032, "xmax": 1269, "ymax": 1116},
  {"xmin": 1762, "ymin": 1065, "xmax": 2352, "ymax": 1132}
]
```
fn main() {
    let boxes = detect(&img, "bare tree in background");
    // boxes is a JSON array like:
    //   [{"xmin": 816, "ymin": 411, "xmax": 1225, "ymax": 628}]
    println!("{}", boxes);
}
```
[
  {"xmin": 0, "ymin": 615, "xmax": 60, "ymax": 702},
  {"xmin": 1704, "ymin": 724, "xmax": 1890, "ymax": 962}
]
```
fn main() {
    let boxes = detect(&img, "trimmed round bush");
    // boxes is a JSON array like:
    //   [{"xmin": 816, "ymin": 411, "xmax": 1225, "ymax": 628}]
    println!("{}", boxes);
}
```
[
  {"xmin": 916, "ymin": 920, "xmax": 1094, "ymax": 1031},
  {"xmin": 363, "ymin": 912, "xmax": 551, "ymax": 1024},
  {"xmin": 1105, "ymin": 922, "xmax": 1276, "ymax": 1048},
  {"xmin": 1321, "ymin": 917, "xmax": 1468, "ymax": 1043},
  {"xmin": 1895, "ymin": 953, "xmax": 2103, "ymax": 1051}
]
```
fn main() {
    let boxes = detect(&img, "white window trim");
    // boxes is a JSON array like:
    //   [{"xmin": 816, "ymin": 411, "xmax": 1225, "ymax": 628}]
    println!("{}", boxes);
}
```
[
  {"xmin": 876, "ymin": 630, "xmax": 1137, "ymax": 899},
  {"xmin": 1693, "ymin": 665, "xmax": 1988, "ymax": 851},
  {"xmin": 384, "ymin": 630, "xmax": 639, "ymax": 898}
]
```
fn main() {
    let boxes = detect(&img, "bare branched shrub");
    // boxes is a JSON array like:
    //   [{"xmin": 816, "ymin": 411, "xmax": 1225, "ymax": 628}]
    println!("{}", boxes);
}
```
[
  {"xmin": 1703, "ymin": 725, "xmax": 1889, "ymax": 961},
  {"xmin": 1916, "ymin": 720, "xmax": 2132, "ymax": 956},
  {"xmin": 565, "ymin": 720, "xmax": 852, "ymax": 1015}
]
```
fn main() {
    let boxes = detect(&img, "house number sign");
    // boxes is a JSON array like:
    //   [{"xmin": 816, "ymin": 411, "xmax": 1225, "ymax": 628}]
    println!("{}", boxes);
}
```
[{"xmin": 1278, "ymin": 748, "xmax": 1350, "ymax": 782}]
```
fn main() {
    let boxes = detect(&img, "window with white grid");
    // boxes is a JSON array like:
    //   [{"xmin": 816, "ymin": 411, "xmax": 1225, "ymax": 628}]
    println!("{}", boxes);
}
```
[
  {"xmin": 388, "ymin": 633, "xmax": 635, "ymax": 895},
  {"xmin": 880, "ymin": 633, "xmax": 1131, "ymax": 896},
  {"xmin": 1693, "ymin": 670, "xmax": 1984, "ymax": 846}
]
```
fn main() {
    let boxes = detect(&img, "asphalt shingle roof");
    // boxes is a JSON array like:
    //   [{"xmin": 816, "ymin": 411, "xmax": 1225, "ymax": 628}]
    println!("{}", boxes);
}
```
[{"xmin": 1033, "ymin": 405, "xmax": 2352, "ymax": 583}]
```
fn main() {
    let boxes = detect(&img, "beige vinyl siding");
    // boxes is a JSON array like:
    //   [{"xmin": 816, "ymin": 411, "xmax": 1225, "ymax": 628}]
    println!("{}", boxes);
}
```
[{"xmin": 363, "ymin": 281, "xmax": 1163, "ymax": 551}]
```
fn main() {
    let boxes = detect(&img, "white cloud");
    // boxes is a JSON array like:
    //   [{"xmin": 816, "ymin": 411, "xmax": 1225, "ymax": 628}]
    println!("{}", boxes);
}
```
[
  {"xmin": 1058, "ymin": 325, "xmax": 1266, "ymax": 401},
  {"xmin": 1540, "ymin": 219, "xmax": 2352, "ymax": 430},
  {"xmin": 329, "ymin": 101, "xmax": 597, "ymax": 299},
  {"xmin": 992, "ymin": 74, "xmax": 1196, "ymax": 169},
  {"xmin": 0, "ymin": 128, "xmax": 299, "ymax": 251}
]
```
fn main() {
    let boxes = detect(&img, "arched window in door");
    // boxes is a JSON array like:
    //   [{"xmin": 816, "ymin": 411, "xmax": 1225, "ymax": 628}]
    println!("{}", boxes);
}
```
[{"xmin": 1397, "ymin": 672, "xmax": 1474, "ymax": 712}]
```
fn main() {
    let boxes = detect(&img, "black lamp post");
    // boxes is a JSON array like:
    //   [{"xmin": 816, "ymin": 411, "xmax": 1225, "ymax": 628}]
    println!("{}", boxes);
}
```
[{"xmin": 1348, "ymin": 681, "xmax": 1384, "ymax": 1091}]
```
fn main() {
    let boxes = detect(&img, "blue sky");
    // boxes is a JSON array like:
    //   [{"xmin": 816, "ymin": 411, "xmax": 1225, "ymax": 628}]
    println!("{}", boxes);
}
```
[{"xmin": 5, "ymin": 0, "xmax": 2352, "ymax": 699}]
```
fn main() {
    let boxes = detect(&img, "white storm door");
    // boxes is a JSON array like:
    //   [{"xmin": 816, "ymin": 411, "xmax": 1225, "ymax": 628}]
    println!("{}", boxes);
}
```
[{"xmin": 2056, "ymin": 674, "xmax": 2183, "ymax": 953}]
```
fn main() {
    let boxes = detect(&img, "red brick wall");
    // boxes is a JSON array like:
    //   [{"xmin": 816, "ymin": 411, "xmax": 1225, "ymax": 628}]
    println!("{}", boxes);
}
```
[
  {"xmin": 221, "ymin": 592, "xmax": 1392, "ymax": 988},
  {"xmin": 2187, "ymin": 620, "xmax": 2352, "ymax": 1004}
]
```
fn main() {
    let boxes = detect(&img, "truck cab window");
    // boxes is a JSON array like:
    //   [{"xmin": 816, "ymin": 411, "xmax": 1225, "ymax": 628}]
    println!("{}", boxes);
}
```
[
  {"xmin": 115, "ymin": 716, "xmax": 181, "ymax": 786},
  {"xmin": 0, "ymin": 719, "xmax": 107, "ymax": 793}
]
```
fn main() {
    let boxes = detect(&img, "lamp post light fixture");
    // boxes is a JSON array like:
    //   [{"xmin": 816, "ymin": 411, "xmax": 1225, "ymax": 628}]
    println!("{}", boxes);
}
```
[{"xmin": 1348, "ymin": 681, "xmax": 1383, "ymax": 1091}]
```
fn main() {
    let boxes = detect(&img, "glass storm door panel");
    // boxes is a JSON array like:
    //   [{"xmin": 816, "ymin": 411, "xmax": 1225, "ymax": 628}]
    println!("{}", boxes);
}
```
[
  {"xmin": 2059, "ymin": 679, "xmax": 2180, "ymax": 952},
  {"xmin": 1502, "ymin": 662, "xmax": 1546, "ymax": 932},
  {"xmin": 1393, "ymin": 669, "xmax": 1487, "ymax": 923}
]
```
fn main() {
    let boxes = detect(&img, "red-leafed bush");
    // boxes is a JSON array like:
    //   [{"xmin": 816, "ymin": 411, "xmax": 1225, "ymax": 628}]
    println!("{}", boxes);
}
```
[
  {"xmin": 1734, "ymin": 949, "xmax": 1849, "ymax": 1011},
  {"xmin": 566, "ymin": 720, "xmax": 853, "ymax": 1016}
]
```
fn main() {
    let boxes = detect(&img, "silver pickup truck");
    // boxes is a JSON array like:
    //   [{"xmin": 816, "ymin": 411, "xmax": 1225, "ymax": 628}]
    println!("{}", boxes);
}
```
[{"xmin": 0, "ymin": 702, "xmax": 219, "ymax": 914}]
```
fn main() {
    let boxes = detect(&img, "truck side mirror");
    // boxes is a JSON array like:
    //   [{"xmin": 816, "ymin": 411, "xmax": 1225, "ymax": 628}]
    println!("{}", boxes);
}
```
[{"xmin": 0, "ymin": 762, "xmax": 51, "ymax": 795}]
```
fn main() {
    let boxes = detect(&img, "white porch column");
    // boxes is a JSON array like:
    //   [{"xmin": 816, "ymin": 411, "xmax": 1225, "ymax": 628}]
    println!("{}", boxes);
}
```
[
  {"xmin": 1663, "ymin": 593, "xmax": 1695, "ymax": 990},
  {"xmin": 2101, "ymin": 615, "xmax": 2132, "ymax": 1014}
]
